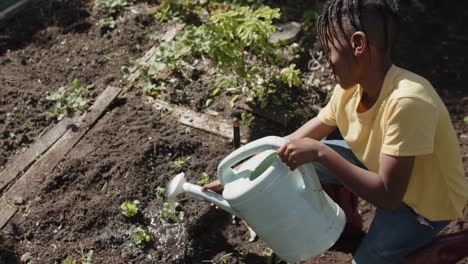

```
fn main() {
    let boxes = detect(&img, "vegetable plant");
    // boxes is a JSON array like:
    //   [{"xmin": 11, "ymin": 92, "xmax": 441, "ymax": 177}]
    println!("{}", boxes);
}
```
[
  {"xmin": 168, "ymin": 156, "xmax": 190, "ymax": 170},
  {"xmin": 82, "ymin": 250, "xmax": 93, "ymax": 264},
  {"xmin": 63, "ymin": 257, "xmax": 76, "ymax": 264},
  {"xmin": 120, "ymin": 200, "xmax": 140, "ymax": 217},
  {"xmin": 133, "ymin": 227, "xmax": 151, "ymax": 245},
  {"xmin": 240, "ymin": 112, "xmax": 253, "ymax": 126},
  {"xmin": 46, "ymin": 79, "xmax": 91, "ymax": 121},
  {"xmin": 95, "ymin": 0, "xmax": 135, "ymax": 31},
  {"xmin": 132, "ymin": 3, "xmax": 304, "ymax": 110},
  {"xmin": 154, "ymin": 186, "xmax": 166, "ymax": 198},
  {"xmin": 161, "ymin": 201, "xmax": 179, "ymax": 222},
  {"xmin": 279, "ymin": 64, "xmax": 302, "ymax": 88},
  {"xmin": 197, "ymin": 172, "xmax": 211, "ymax": 185}
]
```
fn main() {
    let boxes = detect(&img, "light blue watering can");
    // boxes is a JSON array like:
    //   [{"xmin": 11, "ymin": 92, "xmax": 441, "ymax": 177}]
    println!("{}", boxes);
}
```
[{"xmin": 167, "ymin": 136, "xmax": 346, "ymax": 262}]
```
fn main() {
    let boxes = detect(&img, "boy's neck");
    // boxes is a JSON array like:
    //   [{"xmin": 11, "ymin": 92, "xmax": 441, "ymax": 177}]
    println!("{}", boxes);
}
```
[{"xmin": 359, "ymin": 59, "xmax": 392, "ymax": 108}]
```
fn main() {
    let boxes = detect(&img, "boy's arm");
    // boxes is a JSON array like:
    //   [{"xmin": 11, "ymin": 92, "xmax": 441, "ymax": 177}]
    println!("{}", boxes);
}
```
[
  {"xmin": 287, "ymin": 117, "xmax": 336, "ymax": 141},
  {"xmin": 318, "ymin": 143, "xmax": 414, "ymax": 211},
  {"xmin": 278, "ymin": 138, "xmax": 414, "ymax": 211}
]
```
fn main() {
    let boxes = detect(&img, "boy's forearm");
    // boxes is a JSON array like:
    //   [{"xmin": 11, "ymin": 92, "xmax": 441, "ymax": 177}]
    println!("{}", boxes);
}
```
[
  {"xmin": 317, "ymin": 143, "xmax": 401, "ymax": 210},
  {"xmin": 288, "ymin": 117, "xmax": 335, "ymax": 141}
]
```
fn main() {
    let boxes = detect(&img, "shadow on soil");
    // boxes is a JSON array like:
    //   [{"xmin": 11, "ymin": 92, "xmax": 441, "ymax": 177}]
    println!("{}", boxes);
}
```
[{"xmin": 0, "ymin": 0, "xmax": 90, "ymax": 55}]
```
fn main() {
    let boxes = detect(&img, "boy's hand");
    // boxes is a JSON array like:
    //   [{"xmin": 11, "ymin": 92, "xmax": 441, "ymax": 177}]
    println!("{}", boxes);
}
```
[
  {"xmin": 277, "ymin": 138, "xmax": 322, "ymax": 170},
  {"xmin": 201, "ymin": 179, "xmax": 223, "ymax": 193},
  {"xmin": 201, "ymin": 179, "xmax": 224, "ymax": 209}
]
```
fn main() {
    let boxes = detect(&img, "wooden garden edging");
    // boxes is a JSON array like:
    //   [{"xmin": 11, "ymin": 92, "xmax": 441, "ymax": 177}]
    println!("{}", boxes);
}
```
[
  {"xmin": 0, "ymin": 115, "xmax": 79, "ymax": 193},
  {"xmin": 0, "ymin": 86, "xmax": 121, "ymax": 230},
  {"xmin": 148, "ymin": 97, "xmax": 248, "ymax": 144}
]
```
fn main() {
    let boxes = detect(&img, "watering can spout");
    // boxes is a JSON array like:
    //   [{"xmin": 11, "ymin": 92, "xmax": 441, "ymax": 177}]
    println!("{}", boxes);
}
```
[
  {"xmin": 182, "ymin": 183, "xmax": 238, "ymax": 216},
  {"xmin": 166, "ymin": 172, "xmax": 237, "ymax": 216}
]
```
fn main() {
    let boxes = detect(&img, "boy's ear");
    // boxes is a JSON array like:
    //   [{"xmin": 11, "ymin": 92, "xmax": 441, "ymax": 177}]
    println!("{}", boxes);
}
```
[{"xmin": 351, "ymin": 31, "xmax": 367, "ymax": 56}]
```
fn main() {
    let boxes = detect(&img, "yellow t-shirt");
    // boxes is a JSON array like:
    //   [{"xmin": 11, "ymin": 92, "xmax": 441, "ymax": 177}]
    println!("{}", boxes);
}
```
[{"xmin": 317, "ymin": 65, "xmax": 467, "ymax": 221}]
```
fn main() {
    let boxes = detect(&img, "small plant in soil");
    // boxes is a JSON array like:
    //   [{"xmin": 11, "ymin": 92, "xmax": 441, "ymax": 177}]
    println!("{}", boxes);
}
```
[
  {"xmin": 154, "ymin": 186, "xmax": 165, "ymax": 198},
  {"xmin": 133, "ymin": 227, "xmax": 151, "ymax": 245},
  {"xmin": 46, "ymin": 79, "xmax": 91, "ymax": 121},
  {"xmin": 168, "ymin": 156, "xmax": 190, "ymax": 170},
  {"xmin": 464, "ymin": 116, "xmax": 468, "ymax": 124},
  {"xmin": 62, "ymin": 256, "xmax": 76, "ymax": 264},
  {"xmin": 197, "ymin": 172, "xmax": 211, "ymax": 185},
  {"xmin": 63, "ymin": 249, "xmax": 93, "ymax": 264},
  {"xmin": 82, "ymin": 250, "xmax": 93, "ymax": 264},
  {"xmin": 279, "ymin": 64, "xmax": 302, "ymax": 88},
  {"xmin": 161, "ymin": 201, "xmax": 179, "ymax": 223},
  {"xmin": 120, "ymin": 200, "xmax": 140, "ymax": 217},
  {"xmin": 240, "ymin": 112, "xmax": 253, "ymax": 126}
]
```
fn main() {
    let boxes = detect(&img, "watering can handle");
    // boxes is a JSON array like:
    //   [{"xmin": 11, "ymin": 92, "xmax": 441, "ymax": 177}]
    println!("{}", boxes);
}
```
[{"xmin": 217, "ymin": 136, "xmax": 321, "ymax": 191}]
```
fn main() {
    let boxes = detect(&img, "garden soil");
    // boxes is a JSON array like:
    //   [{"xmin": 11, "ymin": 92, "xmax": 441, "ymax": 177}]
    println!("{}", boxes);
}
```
[{"xmin": 0, "ymin": 1, "xmax": 467, "ymax": 263}]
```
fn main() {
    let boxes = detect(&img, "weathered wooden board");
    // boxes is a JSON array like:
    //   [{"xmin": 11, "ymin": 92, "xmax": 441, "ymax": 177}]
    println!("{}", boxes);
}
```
[
  {"xmin": 149, "ymin": 98, "xmax": 248, "ymax": 143},
  {"xmin": 0, "ymin": 86, "xmax": 121, "ymax": 229},
  {"xmin": 0, "ymin": 115, "xmax": 79, "ymax": 192}
]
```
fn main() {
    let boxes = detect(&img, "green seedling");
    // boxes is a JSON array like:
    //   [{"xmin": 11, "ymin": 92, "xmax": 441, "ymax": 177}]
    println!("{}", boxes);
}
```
[
  {"xmin": 62, "ymin": 257, "xmax": 76, "ymax": 264},
  {"xmin": 279, "ymin": 64, "xmax": 302, "ymax": 87},
  {"xmin": 46, "ymin": 79, "xmax": 91, "ymax": 121},
  {"xmin": 161, "ymin": 201, "xmax": 179, "ymax": 223},
  {"xmin": 120, "ymin": 200, "xmax": 140, "ymax": 217},
  {"xmin": 82, "ymin": 250, "xmax": 93, "ymax": 264},
  {"xmin": 168, "ymin": 156, "xmax": 190, "ymax": 170},
  {"xmin": 133, "ymin": 227, "xmax": 151, "ymax": 245},
  {"xmin": 197, "ymin": 172, "xmax": 211, "ymax": 185},
  {"xmin": 154, "ymin": 186, "xmax": 166, "ymax": 198},
  {"xmin": 240, "ymin": 112, "xmax": 253, "ymax": 126}
]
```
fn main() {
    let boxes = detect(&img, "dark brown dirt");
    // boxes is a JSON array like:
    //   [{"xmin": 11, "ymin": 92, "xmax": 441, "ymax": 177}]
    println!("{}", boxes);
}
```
[{"xmin": 0, "ymin": 1, "xmax": 467, "ymax": 264}]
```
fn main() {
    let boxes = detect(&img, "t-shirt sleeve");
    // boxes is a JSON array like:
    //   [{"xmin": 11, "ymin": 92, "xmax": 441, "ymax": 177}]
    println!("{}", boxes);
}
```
[
  {"xmin": 317, "ymin": 85, "xmax": 339, "ymax": 127},
  {"xmin": 382, "ymin": 97, "xmax": 438, "ymax": 156}
]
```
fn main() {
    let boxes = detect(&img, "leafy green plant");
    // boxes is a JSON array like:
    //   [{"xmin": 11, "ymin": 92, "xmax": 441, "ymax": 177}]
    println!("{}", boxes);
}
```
[
  {"xmin": 199, "ymin": 6, "xmax": 281, "ymax": 76},
  {"xmin": 161, "ymin": 201, "xmax": 179, "ymax": 222},
  {"xmin": 96, "ymin": 17, "xmax": 116, "ymax": 30},
  {"xmin": 132, "ymin": 3, "xmax": 303, "ymax": 109},
  {"xmin": 63, "ymin": 247, "xmax": 93, "ymax": 264},
  {"xmin": 46, "ymin": 79, "xmax": 91, "ymax": 120},
  {"xmin": 197, "ymin": 172, "xmax": 211, "ymax": 185},
  {"xmin": 154, "ymin": 186, "xmax": 166, "ymax": 198},
  {"xmin": 63, "ymin": 257, "xmax": 76, "ymax": 264},
  {"xmin": 95, "ymin": 0, "xmax": 135, "ymax": 30},
  {"xmin": 464, "ymin": 116, "xmax": 468, "ymax": 124},
  {"xmin": 279, "ymin": 64, "xmax": 302, "ymax": 87},
  {"xmin": 120, "ymin": 200, "xmax": 140, "ymax": 217},
  {"xmin": 168, "ymin": 156, "xmax": 190, "ymax": 170},
  {"xmin": 82, "ymin": 250, "xmax": 93, "ymax": 264},
  {"xmin": 133, "ymin": 227, "xmax": 151, "ymax": 245},
  {"xmin": 240, "ymin": 112, "xmax": 253, "ymax": 126}
]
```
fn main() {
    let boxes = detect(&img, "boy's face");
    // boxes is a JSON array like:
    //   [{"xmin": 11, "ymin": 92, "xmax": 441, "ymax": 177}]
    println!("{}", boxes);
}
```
[{"xmin": 327, "ymin": 36, "xmax": 361, "ymax": 89}]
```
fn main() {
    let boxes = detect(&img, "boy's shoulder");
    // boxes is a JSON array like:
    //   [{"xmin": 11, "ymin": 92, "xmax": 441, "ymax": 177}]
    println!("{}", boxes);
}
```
[{"xmin": 388, "ymin": 66, "xmax": 437, "ymax": 105}]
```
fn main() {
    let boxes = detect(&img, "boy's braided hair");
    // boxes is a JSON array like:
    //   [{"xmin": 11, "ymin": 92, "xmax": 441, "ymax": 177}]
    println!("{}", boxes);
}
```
[{"xmin": 317, "ymin": 0, "xmax": 400, "ymax": 66}]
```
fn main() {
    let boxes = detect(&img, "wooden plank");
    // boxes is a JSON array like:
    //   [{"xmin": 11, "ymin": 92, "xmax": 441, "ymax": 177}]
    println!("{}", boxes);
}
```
[
  {"xmin": 0, "ymin": 0, "xmax": 30, "ymax": 26},
  {"xmin": 0, "ymin": 86, "xmax": 121, "ymax": 229},
  {"xmin": 148, "ymin": 98, "xmax": 248, "ymax": 143},
  {"xmin": 0, "ymin": 115, "xmax": 79, "ymax": 192}
]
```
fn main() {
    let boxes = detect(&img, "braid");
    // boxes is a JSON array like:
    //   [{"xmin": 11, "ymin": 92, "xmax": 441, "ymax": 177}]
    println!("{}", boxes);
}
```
[{"xmin": 317, "ymin": 0, "xmax": 400, "ymax": 66}]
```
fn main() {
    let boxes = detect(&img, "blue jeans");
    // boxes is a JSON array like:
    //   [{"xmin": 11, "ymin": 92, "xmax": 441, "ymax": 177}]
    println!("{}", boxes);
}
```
[{"xmin": 314, "ymin": 140, "xmax": 450, "ymax": 264}]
